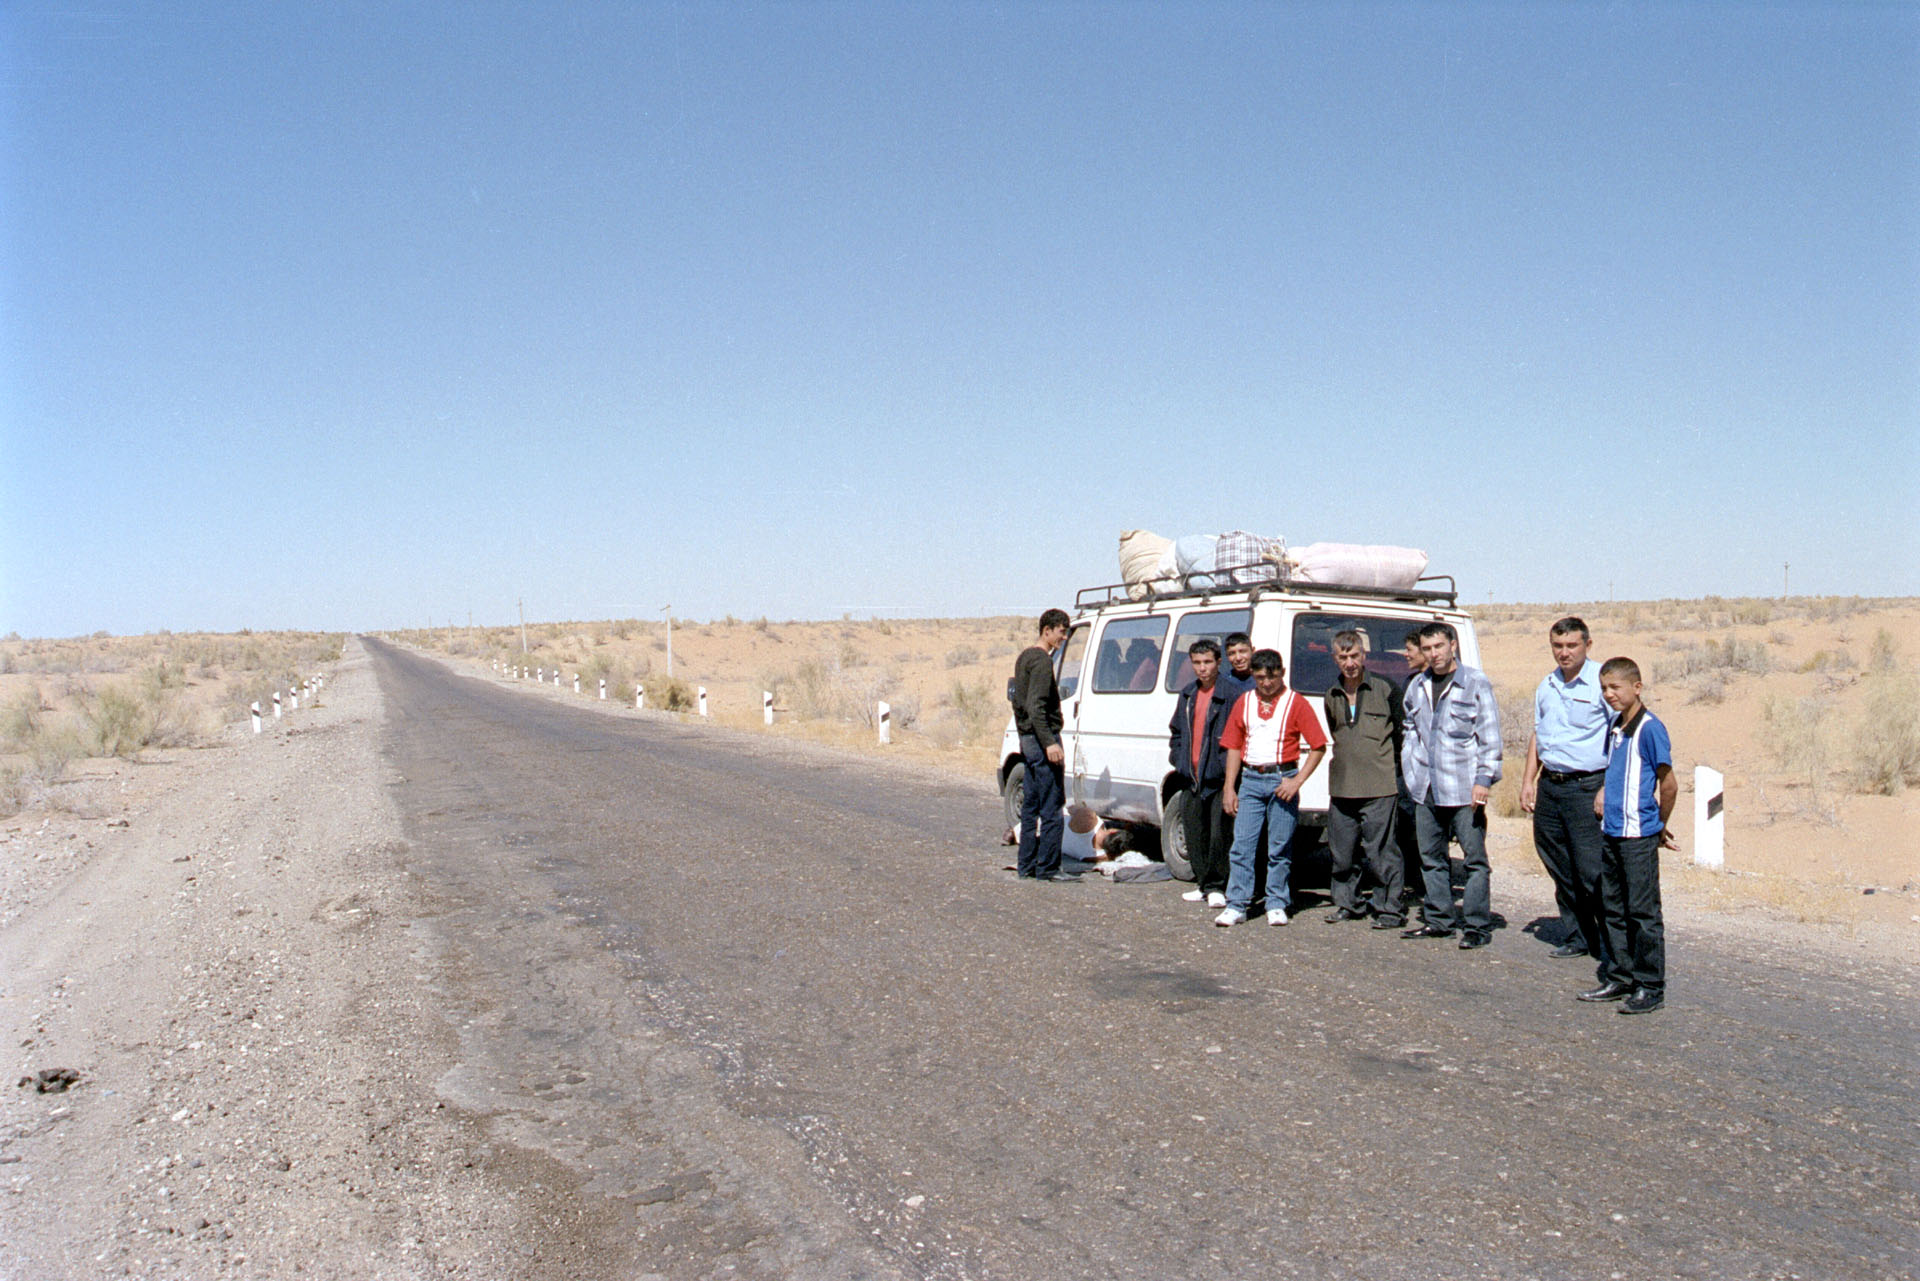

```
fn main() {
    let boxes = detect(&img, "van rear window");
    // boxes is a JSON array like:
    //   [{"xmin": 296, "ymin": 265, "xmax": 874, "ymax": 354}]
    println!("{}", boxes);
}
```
[
  {"xmin": 1290, "ymin": 615, "xmax": 1429, "ymax": 697},
  {"xmin": 1090, "ymin": 617, "xmax": 1170, "ymax": 694}
]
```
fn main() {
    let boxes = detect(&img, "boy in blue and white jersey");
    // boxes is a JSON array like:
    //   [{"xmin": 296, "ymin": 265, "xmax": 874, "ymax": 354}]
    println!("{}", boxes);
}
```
[{"xmin": 1578, "ymin": 657, "xmax": 1677, "ymax": 1014}]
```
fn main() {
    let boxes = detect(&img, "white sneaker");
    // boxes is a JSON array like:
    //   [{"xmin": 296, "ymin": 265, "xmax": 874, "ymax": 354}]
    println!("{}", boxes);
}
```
[
  {"xmin": 1182, "ymin": 889, "xmax": 1206, "ymax": 902},
  {"xmin": 1206, "ymin": 891, "xmax": 1227, "ymax": 909},
  {"xmin": 1213, "ymin": 907, "xmax": 1246, "ymax": 928},
  {"xmin": 1268, "ymin": 906, "xmax": 1289, "ymax": 926}
]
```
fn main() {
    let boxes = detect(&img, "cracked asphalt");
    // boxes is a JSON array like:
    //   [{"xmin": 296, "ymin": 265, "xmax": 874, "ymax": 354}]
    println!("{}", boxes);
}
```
[{"xmin": 370, "ymin": 638, "xmax": 1918, "ymax": 1280}]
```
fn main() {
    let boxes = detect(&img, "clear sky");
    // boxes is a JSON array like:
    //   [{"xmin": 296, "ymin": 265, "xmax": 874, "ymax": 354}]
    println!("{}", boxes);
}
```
[{"xmin": 3, "ymin": 2, "xmax": 1915, "ymax": 636}]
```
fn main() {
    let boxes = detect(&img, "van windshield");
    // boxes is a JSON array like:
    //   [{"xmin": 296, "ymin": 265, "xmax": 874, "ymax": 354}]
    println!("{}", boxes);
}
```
[{"xmin": 1290, "ymin": 615, "xmax": 1431, "ymax": 696}]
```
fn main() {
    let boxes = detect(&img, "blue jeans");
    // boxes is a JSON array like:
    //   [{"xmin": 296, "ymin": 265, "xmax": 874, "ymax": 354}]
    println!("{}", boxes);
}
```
[
  {"xmin": 1017, "ymin": 734, "xmax": 1065, "ymax": 878},
  {"xmin": 1226, "ymin": 768, "xmax": 1299, "ymax": 914}
]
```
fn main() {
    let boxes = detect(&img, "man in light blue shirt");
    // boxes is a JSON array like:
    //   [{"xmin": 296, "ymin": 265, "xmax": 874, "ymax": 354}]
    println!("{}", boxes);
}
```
[
  {"xmin": 1520, "ymin": 617, "xmax": 1613, "ymax": 968},
  {"xmin": 1400, "ymin": 622, "xmax": 1503, "ymax": 949}
]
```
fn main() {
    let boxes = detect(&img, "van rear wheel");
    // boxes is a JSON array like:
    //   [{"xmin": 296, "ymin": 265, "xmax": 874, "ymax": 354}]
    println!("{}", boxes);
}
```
[
  {"xmin": 1001, "ymin": 762, "xmax": 1025, "ymax": 835},
  {"xmin": 1160, "ymin": 790, "xmax": 1196, "ymax": 882}
]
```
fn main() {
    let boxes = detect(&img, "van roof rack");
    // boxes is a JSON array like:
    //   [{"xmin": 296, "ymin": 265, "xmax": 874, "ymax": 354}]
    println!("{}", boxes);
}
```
[{"xmin": 1075, "ymin": 563, "xmax": 1458, "ymax": 611}]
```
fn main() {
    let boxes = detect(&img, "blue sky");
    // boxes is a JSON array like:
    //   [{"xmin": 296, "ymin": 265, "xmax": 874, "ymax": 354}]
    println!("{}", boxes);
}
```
[{"xmin": 3, "ymin": 2, "xmax": 1915, "ymax": 635}]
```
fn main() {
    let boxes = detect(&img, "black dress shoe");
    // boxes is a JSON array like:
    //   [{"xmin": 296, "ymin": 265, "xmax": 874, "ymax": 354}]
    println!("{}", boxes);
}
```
[
  {"xmin": 1619, "ymin": 989, "xmax": 1665, "ymax": 1014},
  {"xmin": 1457, "ymin": 932, "xmax": 1491, "ymax": 950},
  {"xmin": 1325, "ymin": 907, "xmax": 1364, "ymax": 923},
  {"xmin": 1401, "ymin": 924, "xmax": 1453, "ymax": 939},
  {"xmin": 1577, "ymin": 980, "xmax": 1633, "ymax": 1002},
  {"xmin": 1371, "ymin": 916, "xmax": 1406, "ymax": 930},
  {"xmin": 1550, "ymin": 943, "xmax": 1590, "ymax": 959}
]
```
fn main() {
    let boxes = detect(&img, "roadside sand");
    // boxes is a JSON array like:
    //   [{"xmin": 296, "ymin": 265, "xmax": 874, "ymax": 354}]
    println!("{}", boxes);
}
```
[{"xmin": 0, "ymin": 639, "xmax": 602, "ymax": 1280}]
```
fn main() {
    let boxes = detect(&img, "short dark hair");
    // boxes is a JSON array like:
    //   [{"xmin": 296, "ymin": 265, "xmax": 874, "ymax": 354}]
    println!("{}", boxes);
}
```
[
  {"xmin": 1249, "ymin": 648, "xmax": 1285, "ymax": 674},
  {"xmin": 1331, "ymin": 629, "xmax": 1366, "ymax": 653},
  {"xmin": 1550, "ymin": 616, "xmax": 1591, "ymax": 642},
  {"xmin": 1224, "ymin": 632, "xmax": 1252, "ymax": 650},
  {"xmin": 1417, "ymin": 621, "xmax": 1456, "ymax": 646},
  {"xmin": 1038, "ymin": 608, "xmax": 1070, "ymax": 634},
  {"xmin": 1187, "ymin": 638, "xmax": 1221, "ymax": 660},
  {"xmin": 1103, "ymin": 828, "xmax": 1136, "ymax": 859},
  {"xmin": 1599, "ymin": 656, "xmax": 1642, "ymax": 683},
  {"xmin": 1402, "ymin": 634, "xmax": 1423, "ymax": 650}
]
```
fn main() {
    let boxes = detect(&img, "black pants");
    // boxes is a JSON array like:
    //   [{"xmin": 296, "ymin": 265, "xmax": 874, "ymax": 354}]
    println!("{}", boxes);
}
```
[
  {"xmin": 1532, "ymin": 773, "xmax": 1610, "ymax": 960},
  {"xmin": 1017, "ymin": 735, "xmax": 1065, "ymax": 878},
  {"xmin": 1600, "ymin": 833, "xmax": 1666, "ymax": 993},
  {"xmin": 1181, "ymin": 787, "xmax": 1230, "ymax": 896},
  {"xmin": 1395, "ymin": 783, "xmax": 1423, "ymax": 896},
  {"xmin": 1326, "ymin": 795, "xmax": 1401, "ymax": 920}
]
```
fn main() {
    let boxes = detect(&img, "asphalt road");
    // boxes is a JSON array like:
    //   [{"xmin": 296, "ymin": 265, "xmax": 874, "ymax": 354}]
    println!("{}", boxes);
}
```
[{"xmin": 366, "ymin": 639, "xmax": 1918, "ymax": 1281}]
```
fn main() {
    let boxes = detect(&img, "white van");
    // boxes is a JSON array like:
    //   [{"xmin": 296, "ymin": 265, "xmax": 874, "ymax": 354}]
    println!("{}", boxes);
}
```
[{"xmin": 998, "ymin": 567, "xmax": 1479, "ymax": 880}]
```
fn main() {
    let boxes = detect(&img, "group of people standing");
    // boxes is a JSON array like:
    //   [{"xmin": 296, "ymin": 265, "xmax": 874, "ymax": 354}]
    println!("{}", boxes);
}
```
[{"xmin": 1011, "ymin": 610, "xmax": 1675, "ymax": 1014}]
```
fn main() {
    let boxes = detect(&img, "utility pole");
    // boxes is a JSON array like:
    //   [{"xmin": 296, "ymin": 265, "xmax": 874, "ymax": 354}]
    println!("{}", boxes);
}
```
[
  {"xmin": 1783, "ymin": 563, "xmax": 1790, "ymax": 598},
  {"xmin": 519, "ymin": 598, "xmax": 528, "ymax": 653},
  {"xmin": 662, "ymin": 605, "xmax": 673, "ymax": 676}
]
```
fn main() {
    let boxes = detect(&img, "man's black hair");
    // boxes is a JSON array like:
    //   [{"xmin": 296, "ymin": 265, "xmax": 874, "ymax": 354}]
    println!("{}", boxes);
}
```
[
  {"xmin": 1224, "ymin": 631, "xmax": 1252, "ymax": 650},
  {"xmin": 1103, "ymin": 828, "xmax": 1136, "ymax": 859},
  {"xmin": 1416, "ymin": 621, "xmax": 1457, "ymax": 645},
  {"xmin": 1038, "ymin": 608, "xmax": 1071, "ymax": 633},
  {"xmin": 1550, "ymin": 616, "xmax": 1591, "ymax": 642},
  {"xmin": 1187, "ymin": 638, "xmax": 1222, "ymax": 660},
  {"xmin": 1249, "ymin": 648, "xmax": 1285, "ymax": 674}
]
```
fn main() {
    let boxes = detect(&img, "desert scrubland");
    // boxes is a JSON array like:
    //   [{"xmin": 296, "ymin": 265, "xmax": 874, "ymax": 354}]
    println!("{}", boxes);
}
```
[{"xmin": 388, "ymin": 595, "xmax": 1920, "ymax": 937}]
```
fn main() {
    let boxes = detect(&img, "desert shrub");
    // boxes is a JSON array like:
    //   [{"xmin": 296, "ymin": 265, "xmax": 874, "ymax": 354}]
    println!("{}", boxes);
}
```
[
  {"xmin": 1733, "ymin": 599, "xmax": 1773, "ymax": 625},
  {"xmin": 1688, "ymin": 671, "xmax": 1727, "ymax": 705},
  {"xmin": 1659, "ymin": 637, "xmax": 1770, "ymax": 685},
  {"xmin": 948, "ymin": 678, "xmax": 1004, "ymax": 743},
  {"xmin": 2, "ymin": 689, "xmax": 44, "ymax": 748},
  {"xmin": 1797, "ymin": 649, "xmax": 1855, "ymax": 674},
  {"xmin": 1848, "ymin": 666, "xmax": 1920, "ymax": 795},
  {"xmin": 1868, "ymin": 628, "xmax": 1899, "ymax": 674},
  {"xmin": 1498, "ymin": 688, "xmax": 1532, "ymax": 757},
  {"xmin": 888, "ymin": 694, "xmax": 920, "ymax": 732},
  {"xmin": 945, "ymin": 645, "xmax": 980, "ymax": 669},
  {"xmin": 648, "ymin": 675, "xmax": 694, "ymax": 711},
  {"xmin": 1762, "ymin": 692, "xmax": 1835, "ymax": 795},
  {"xmin": 1489, "ymin": 754, "xmax": 1527, "ymax": 818},
  {"xmin": 78, "ymin": 684, "xmax": 157, "ymax": 757}
]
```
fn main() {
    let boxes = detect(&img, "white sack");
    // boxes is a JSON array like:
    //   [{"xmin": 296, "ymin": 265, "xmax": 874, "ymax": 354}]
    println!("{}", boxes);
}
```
[{"xmin": 1286, "ymin": 543, "xmax": 1429, "ymax": 590}]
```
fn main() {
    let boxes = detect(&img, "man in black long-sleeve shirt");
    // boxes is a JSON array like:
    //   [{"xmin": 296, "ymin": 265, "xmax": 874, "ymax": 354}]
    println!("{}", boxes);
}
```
[{"xmin": 1013, "ymin": 608, "xmax": 1071, "ymax": 880}]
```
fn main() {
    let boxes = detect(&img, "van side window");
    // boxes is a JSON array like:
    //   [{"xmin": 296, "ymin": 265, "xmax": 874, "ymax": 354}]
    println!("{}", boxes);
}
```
[
  {"xmin": 1290, "ymin": 615, "xmax": 1428, "ymax": 695},
  {"xmin": 1163, "ymin": 608, "xmax": 1253, "ymax": 691},
  {"xmin": 1090, "ymin": 617, "xmax": 1170, "ymax": 694},
  {"xmin": 1056, "ymin": 625, "xmax": 1090, "ymax": 700}
]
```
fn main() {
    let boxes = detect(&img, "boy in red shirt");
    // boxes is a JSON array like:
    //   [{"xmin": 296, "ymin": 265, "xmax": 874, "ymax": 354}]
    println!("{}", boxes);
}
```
[{"xmin": 1216, "ymin": 649, "xmax": 1327, "ymax": 927}]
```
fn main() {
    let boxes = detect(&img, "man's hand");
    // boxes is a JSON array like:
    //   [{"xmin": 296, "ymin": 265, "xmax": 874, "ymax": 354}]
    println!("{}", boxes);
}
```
[
  {"xmin": 1519, "ymin": 777, "xmax": 1537, "ymax": 813},
  {"xmin": 1593, "ymin": 790, "xmax": 1606, "ymax": 819},
  {"xmin": 1471, "ymin": 783, "xmax": 1491, "ymax": 808},
  {"xmin": 1223, "ymin": 788, "xmax": 1239, "ymax": 816},
  {"xmin": 1660, "ymin": 828, "xmax": 1680, "ymax": 852},
  {"xmin": 1045, "ymin": 743, "xmax": 1062, "ymax": 765},
  {"xmin": 1277, "ymin": 775, "xmax": 1303, "ymax": 803}
]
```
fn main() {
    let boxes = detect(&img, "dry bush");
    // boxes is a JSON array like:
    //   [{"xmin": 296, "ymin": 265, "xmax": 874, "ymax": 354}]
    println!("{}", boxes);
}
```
[
  {"xmin": 947, "ymin": 678, "xmax": 1004, "ymax": 744},
  {"xmin": 1489, "ymin": 753, "xmax": 1527, "ymax": 819},
  {"xmin": 3, "ymin": 688, "xmax": 45, "ymax": 748},
  {"xmin": 1497, "ymin": 688, "xmax": 1532, "ymax": 758},
  {"xmin": 1658, "ymin": 637, "xmax": 1770, "ymax": 689},
  {"xmin": 644, "ymin": 675, "xmax": 694, "ymax": 711},
  {"xmin": 945, "ymin": 645, "xmax": 980, "ymax": 669},
  {"xmin": 1762, "ymin": 692, "xmax": 1838, "ymax": 819}
]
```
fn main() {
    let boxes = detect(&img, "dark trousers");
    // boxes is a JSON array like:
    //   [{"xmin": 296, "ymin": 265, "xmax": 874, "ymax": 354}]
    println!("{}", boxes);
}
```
[
  {"xmin": 1395, "ymin": 782, "xmax": 1424, "ymax": 897},
  {"xmin": 1532, "ymin": 773, "xmax": 1611, "ymax": 961},
  {"xmin": 1600, "ymin": 833, "xmax": 1666, "ymax": 993},
  {"xmin": 1415, "ymin": 802, "xmax": 1492, "ymax": 934},
  {"xmin": 1017, "ymin": 734, "xmax": 1065, "ymax": 878},
  {"xmin": 1181, "ymin": 787, "xmax": 1230, "ymax": 895},
  {"xmin": 1327, "ymin": 795, "xmax": 1401, "ymax": 920}
]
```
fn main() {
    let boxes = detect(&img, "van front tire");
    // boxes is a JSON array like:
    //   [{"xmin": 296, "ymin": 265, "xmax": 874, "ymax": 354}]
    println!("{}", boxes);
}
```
[
  {"xmin": 1001, "ymin": 762, "xmax": 1025, "ymax": 835},
  {"xmin": 1160, "ymin": 790, "xmax": 1196, "ymax": 882}
]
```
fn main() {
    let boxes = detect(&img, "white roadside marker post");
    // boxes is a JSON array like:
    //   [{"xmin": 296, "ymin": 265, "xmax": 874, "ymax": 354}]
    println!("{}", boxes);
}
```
[
  {"xmin": 763, "ymin": 691, "xmax": 774, "ymax": 725},
  {"xmin": 877, "ymin": 701, "xmax": 891, "ymax": 745},
  {"xmin": 290, "ymin": 690, "xmax": 299, "ymax": 711},
  {"xmin": 536, "ymin": 667, "xmax": 544, "ymax": 683},
  {"xmin": 1694, "ymin": 765, "xmax": 1725, "ymax": 868},
  {"xmin": 698, "ymin": 687, "xmax": 709, "ymax": 717},
  {"xmin": 636, "ymin": 685, "xmax": 645, "ymax": 710},
  {"xmin": 553, "ymin": 672, "xmax": 561, "ymax": 688},
  {"xmin": 251, "ymin": 702, "xmax": 262, "ymax": 735},
  {"xmin": 599, "ymin": 678, "xmax": 607, "ymax": 701},
  {"xmin": 573, "ymin": 674, "xmax": 580, "ymax": 695},
  {"xmin": 273, "ymin": 691, "xmax": 283, "ymax": 720}
]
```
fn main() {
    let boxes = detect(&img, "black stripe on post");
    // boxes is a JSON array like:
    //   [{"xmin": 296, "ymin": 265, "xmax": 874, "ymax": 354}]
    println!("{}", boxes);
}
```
[{"xmin": 1706, "ymin": 793, "xmax": 1724, "ymax": 820}]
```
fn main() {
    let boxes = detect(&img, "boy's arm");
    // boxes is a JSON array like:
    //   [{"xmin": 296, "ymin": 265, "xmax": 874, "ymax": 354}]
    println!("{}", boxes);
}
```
[
  {"xmin": 1223, "ymin": 748, "xmax": 1243, "ymax": 815},
  {"xmin": 1656, "ymin": 762, "xmax": 1679, "ymax": 850}
]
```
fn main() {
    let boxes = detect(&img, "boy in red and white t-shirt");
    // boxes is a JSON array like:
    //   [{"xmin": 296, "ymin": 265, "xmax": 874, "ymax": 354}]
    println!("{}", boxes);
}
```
[{"xmin": 1215, "ymin": 648, "xmax": 1327, "ymax": 927}]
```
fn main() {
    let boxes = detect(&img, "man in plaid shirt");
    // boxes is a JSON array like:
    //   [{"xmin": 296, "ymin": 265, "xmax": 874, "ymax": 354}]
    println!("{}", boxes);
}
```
[{"xmin": 1400, "ymin": 621, "xmax": 1504, "ymax": 949}]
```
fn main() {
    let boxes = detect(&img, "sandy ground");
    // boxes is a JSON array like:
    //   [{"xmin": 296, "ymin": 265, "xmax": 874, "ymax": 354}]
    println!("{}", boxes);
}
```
[{"xmin": 0, "ymin": 639, "xmax": 600, "ymax": 1280}]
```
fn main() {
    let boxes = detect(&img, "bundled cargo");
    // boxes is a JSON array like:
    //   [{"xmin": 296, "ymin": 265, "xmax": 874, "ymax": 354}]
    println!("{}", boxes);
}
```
[
  {"xmin": 1285, "ymin": 542, "xmax": 1428, "ymax": 590},
  {"xmin": 1117, "ymin": 530, "xmax": 1180, "ymax": 599}
]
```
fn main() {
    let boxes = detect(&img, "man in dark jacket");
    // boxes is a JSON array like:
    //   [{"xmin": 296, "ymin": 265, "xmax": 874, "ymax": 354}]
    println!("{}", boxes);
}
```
[
  {"xmin": 1012, "ymin": 609, "xmax": 1072, "ymax": 880},
  {"xmin": 1168, "ymin": 638, "xmax": 1234, "ymax": 907}
]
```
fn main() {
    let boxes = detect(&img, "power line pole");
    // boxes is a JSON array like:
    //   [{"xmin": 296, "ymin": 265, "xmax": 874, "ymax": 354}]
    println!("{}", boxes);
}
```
[
  {"xmin": 519, "ymin": 599, "xmax": 528, "ymax": 653},
  {"xmin": 662, "ymin": 605, "xmax": 673, "ymax": 676}
]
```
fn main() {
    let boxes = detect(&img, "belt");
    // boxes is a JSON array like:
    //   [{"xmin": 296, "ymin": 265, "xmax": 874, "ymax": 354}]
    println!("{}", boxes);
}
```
[
  {"xmin": 1543, "ymin": 768, "xmax": 1604, "ymax": 784},
  {"xmin": 1243, "ymin": 762, "xmax": 1298, "ymax": 774}
]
